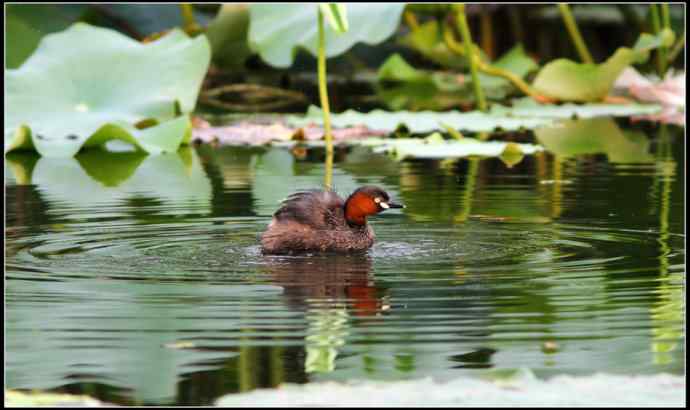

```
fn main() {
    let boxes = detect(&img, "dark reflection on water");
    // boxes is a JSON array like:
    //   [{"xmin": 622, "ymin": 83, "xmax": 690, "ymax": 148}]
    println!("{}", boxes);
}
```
[{"xmin": 4, "ymin": 122, "xmax": 685, "ymax": 405}]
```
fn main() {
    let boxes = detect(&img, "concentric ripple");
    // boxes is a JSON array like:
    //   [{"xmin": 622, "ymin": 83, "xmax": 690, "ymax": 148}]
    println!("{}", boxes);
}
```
[{"xmin": 5, "ymin": 144, "xmax": 685, "ymax": 405}]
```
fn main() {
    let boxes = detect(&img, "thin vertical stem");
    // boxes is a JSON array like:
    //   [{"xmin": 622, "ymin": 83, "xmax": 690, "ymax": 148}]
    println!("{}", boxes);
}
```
[
  {"xmin": 455, "ymin": 4, "xmax": 487, "ymax": 112},
  {"xmin": 661, "ymin": 3, "xmax": 671, "ymax": 29},
  {"xmin": 404, "ymin": 10, "xmax": 420, "ymax": 32},
  {"xmin": 318, "ymin": 8, "xmax": 334, "ymax": 189},
  {"xmin": 180, "ymin": 4, "xmax": 198, "ymax": 34},
  {"xmin": 667, "ymin": 29, "xmax": 685, "ymax": 64},
  {"xmin": 558, "ymin": 3, "xmax": 594, "ymax": 64},
  {"xmin": 650, "ymin": 4, "xmax": 667, "ymax": 76},
  {"xmin": 480, "ymin": 8, "xmax": 494, "ymax": 60}
]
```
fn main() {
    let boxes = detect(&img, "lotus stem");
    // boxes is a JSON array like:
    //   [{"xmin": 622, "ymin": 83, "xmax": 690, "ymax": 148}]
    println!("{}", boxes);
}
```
[
  {"xmin": 667, "ymin": 29, "xmax": 684, "ymax": 65},
  {"xmin": 404, "ymin": 10, "xmax": 420, "ymax": 32},
  {"xmin": 558, "ymin": 3, "xmax": 594, "ymax": 64},
  {"xmin": 180, "ymin": 4, "xmax": 200, "ymax": 35},
  {"xmin": 650, "ymin": 4, "xmax": 667, "ymax": 76},
  {"xmin": 442, "ymin": 23, "xmax": 552, "ymax": 103},
  {"xmin": 661, "ymin": 4, "xmax": 671, "ymax": 29},
  {"xmin": 480, "ymin": 8, "xmax": 494, "ymax": 59},
  {"xmin": 318, "ymin": 8, "xmax": 334, "ymax": 188},
  {"xmin": 455, "ymin": 4, "xmax": 487, "ymax": 112}
]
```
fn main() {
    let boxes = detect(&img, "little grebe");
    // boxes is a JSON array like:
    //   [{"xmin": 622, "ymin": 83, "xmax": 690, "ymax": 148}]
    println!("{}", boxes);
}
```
[{"xmin": 261, "ymin": 186, "xmax": 404, "ymax": 254}]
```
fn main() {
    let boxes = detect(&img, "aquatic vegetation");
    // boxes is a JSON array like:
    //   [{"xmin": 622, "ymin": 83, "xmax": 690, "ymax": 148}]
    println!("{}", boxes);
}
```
[
  {"xmin": 247, "ymin": 4, "xmax": 404, "ymax": 68},
  {"xmin": 377, "ymin": 45, "xmax": 538, "ymax": 110},
  {"xmin": 359, "ymin": 134, "xmax": 543, "ymax": 161},
  {"xmin": 532, "ymin": 29, "xmax": 676, "ymax": 102},
  {"xmin": 5, "ymin": 23, "xmax": 210, "ymax": 157},
  {"xmin": 288, "ymin": 100, "xmax": 661, "ymax": 134},
  {"xmin": 613, "ymin": 67, "xmax": 685, "ymax": 125}
]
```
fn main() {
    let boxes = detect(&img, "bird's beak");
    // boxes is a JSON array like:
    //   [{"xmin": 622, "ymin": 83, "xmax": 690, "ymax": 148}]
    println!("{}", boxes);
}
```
[{"xmin": 387, "ymin": 201, "xmax": 405, "ymax": 209}]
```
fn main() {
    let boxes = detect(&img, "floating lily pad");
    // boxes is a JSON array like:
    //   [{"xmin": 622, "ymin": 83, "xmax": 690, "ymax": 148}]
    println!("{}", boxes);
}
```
[
  {"xmin": 359, "ymin": 134, "xmax": 543, "ymax": 161},
  {"xmin": 289, "ymin": 105, "xmax": 554, "ymax": 134},
  {"xmin": 287, "ymin": 100, "xmax": 661, "ymax": 134},
  {"xmin": 495, "ymin": 97, "xmax": 662, "ymax": 119},
  {"xmin": 248, "ymin": 4, "xmax": 404, "ymax": 68},
  {"xmin": 5, "ymin": 390, "xmax": 112, "ymax": 407},
  {"xmin": 5, "ymin": 23, "xmax": 211, "ymax": 157}
]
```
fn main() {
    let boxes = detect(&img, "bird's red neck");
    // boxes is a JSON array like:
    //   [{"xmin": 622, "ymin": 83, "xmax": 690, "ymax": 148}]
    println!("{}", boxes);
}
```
[{"xmin": 345, "ymin": 192, "xmax": 378, "ymax": 226}]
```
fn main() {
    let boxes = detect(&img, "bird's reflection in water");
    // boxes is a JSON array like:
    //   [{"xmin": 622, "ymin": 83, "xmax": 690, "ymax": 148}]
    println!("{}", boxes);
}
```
[{"xmin": 262, "ymin": 254, "xmax": 387, "ymax": 373}]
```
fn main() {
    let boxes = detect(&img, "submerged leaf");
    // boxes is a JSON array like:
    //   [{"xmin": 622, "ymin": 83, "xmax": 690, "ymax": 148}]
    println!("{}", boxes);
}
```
[
  {"xmin": 5, "ymin": 23, "xmax": 211, "ymax": 157},
  {"xmin": 248, "ymin": 4, "xmax": 403, "ymax": 68}
]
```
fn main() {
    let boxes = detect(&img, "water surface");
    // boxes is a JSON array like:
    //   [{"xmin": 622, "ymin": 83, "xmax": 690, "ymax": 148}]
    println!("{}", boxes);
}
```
[{"xmin": 4, "ymin": 121, "xmax": 685, "ymax": 405}]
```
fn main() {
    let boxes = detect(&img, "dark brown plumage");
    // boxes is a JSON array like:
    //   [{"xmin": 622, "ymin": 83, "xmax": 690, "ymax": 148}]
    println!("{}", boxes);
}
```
[{"xmin": 260, "ymin": 186, "xmax": 403, "ymax": 254}]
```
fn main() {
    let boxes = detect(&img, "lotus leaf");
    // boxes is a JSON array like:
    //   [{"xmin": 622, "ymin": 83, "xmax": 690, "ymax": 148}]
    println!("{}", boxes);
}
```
[
  {"xmin": 377, "ymin": 46, "xmax": 539, "ymax": 109},
  {"xmin": 5, "ymin": 4, "xmax": 88, "ymax": 69},
  {"xmin": 5, "ymin": 23, "xmax": 211, "ymax": 157},
  {"xmin": 399, "ymin": 20, "xmax": 470, "ymax": 69},
  {"xmin": 205, "ymin": 4, "xmax": 252, "ymax": 69},
  {"xmin": 534, "ymin": 118, "xmax": 654, "ymax": 163},
  {"xmin": 287, "ymin": 100, "xmax": 661, "ymax": 134},
  {"xmin": 248, "ymin": 4, "xmax": 404, "ymax": 68},
  {"xmin": 532, "ymin": 30, "xmax": 675, "ymax": 102},
  {"xmin": 359, "ymin": 136, "xmax": 543, "ymax": 160}
]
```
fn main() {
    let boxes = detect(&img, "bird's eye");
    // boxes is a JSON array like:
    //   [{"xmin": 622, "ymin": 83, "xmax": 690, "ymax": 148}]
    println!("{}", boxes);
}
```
[{"xmin": 374, "ymin": 197, "xmax": 381, "ymax": 203}]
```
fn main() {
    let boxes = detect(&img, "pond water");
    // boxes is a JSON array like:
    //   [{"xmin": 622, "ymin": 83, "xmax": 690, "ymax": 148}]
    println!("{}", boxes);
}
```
[{"xmin": 4, "ymin": 120, "xmax": 685, "ymax": 406}]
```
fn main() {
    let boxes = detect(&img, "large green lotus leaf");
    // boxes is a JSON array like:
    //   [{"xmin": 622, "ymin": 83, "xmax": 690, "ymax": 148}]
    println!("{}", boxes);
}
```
[
  {"xmin": 205, "ymin": 4, "xmax": 252, "ymax": 69},
  {"xmin": 5, "ymin": 4, "xmax": 88, "ymax": 69},
  {"xmin": 477, "ymin": 44, "xmax": 539, "ymax": 98},
  {"xmin": 377, "ymin": 46, "xmax": 538, "ymax": 110},
  {"xmin": 376, "ymin": 54, "xmax": 469, "ymax": 110},
  {"xmin": 534, "ymin": 118, "xmax": 654, "ymax": 163},
  {"xmin": 399, "ymin": 20, "xmax": 469, "ymax": 69},
  {"xmin": 532, "ymin": 30, "xmax": 675, "ymax": 102},
  {"xmin": 248, "ymin": 4, "xmax": 404, "ymax": 68},
  {"xmin": 5, "ymin": 23, "xmax": 210, "ymax": 157}
]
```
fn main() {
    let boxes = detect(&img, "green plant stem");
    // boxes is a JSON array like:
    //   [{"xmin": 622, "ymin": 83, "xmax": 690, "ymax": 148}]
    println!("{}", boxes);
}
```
[
  {"xmin": 454, "ymin": 4, "xmax": 487, "ymax": 112},
  {"xmin": 558, "ymin": 3, "xmax": 594, "ymax": 64},
  {"xmin": 442, "ymin": 24, "xmax": 552, "ymax": 103},
  {"xmin": 318, "ymin": 8, "xmax": 334, "ymax": 188},
  {"xmin": 661, "ymin": 4, "xmax": 671, "ymax": 29},
  {"xmin": 404, "ymin": 10, "xmax": 420, "ymax": 32},
  {"xmin": 667, "ymin": 29, "xmax": 685, "ymax": 64},
  {"xmin": 480, "ymin": 9, "xmax": 494, "ymax": 59},
  {"xmin": 179, "ymin": 4, "xmax": 199, "ymax": 35},
  {"xmin": 650, "ymin": 4, "xmax": 667, "ymax": 76}
]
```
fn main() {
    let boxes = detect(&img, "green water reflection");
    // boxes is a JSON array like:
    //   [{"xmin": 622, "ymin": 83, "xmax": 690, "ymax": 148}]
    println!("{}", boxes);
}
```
[{"xmin": 4, "ymin": 121, "xmax": 685, "ymax": 405}]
